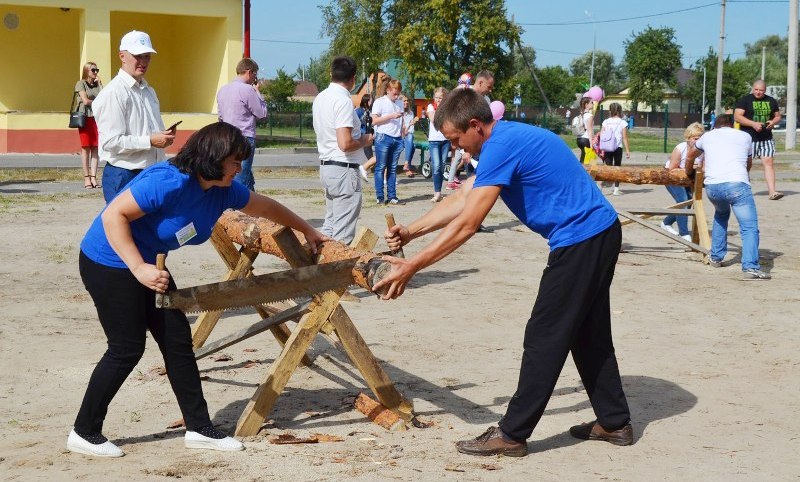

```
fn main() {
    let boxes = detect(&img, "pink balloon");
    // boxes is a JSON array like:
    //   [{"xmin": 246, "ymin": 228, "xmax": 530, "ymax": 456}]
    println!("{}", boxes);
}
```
[
  {"xmin": 586, "ymin": 86, "xmax": 604, "ymax": 102},
  {"xmin": 490, "ymin": 100, "xmax": 505, "ymax": 120}
]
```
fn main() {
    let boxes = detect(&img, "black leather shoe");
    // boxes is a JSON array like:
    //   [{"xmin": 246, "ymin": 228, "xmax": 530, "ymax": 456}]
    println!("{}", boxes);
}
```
[
  {"xmin": 569, "ymin": 420, "xmax": 634, "ymax": 446},
  {"xmin": 455, "ymin": 426, "xmax": 527, "ymax": 457}
]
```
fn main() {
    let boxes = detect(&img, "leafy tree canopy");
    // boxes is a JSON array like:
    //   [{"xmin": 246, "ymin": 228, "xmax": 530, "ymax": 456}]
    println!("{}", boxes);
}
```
[
  {"xmin": 569, "ymin": 50, "xmax": 626, "ymax": 95},
  {"xmin": 623, "ymin": 26, "xmax": 682, "ymax": 111},
  {"xmin": 263, "ymin": 68, "xmax": 297, "ymax": 107},
  {"xmin": 319, "ymin": 0, "xmax": 519, "ymax": 97}
]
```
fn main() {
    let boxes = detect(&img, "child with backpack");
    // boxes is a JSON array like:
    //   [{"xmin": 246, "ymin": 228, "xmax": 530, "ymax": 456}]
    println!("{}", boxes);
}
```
[
  {"xmin": 573, "ymin": 97, "xmax": 594, "ymax": 163},
  {"xmin": 598, "ymin": 102, "xmax": 631, "ymax": 195}
]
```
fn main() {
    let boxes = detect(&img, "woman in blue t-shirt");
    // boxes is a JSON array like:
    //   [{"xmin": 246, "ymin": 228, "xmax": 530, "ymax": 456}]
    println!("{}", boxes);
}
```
[{"xmin": 68, "ymin": 122, "xmax": 327, "ymax": 458}]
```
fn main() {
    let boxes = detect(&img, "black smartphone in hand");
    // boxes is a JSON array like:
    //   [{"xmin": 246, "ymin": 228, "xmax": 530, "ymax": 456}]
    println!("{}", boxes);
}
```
[{"xmin": 167, "ymin": 120, "xmax": 183, "ymax": 131}]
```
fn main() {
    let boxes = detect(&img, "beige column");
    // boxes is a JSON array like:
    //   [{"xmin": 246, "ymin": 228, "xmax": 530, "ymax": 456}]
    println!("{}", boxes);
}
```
[{"xmin": 80, "ymin": 7, "xmax": 111, "ymax": 76}]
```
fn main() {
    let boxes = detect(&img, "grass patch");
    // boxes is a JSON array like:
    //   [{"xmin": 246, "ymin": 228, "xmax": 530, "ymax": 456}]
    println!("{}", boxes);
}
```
[
  {"xmin": 252, "ymin": 167, "xmax": 318, "ymax": 179},
  {"xmin": 0, "ymin": 168, "xmax": 91, "ymax": 183},
  {"xmin": 0, "ymin": 192, "xmax": 95, "ymax": 213},
  {"xmin": 556, "ymin": 132, "xmax": 682, "ymax": 153},
  {"xmin": 256, "ymin": 189, "xmax": 318, "ymax": 198}
]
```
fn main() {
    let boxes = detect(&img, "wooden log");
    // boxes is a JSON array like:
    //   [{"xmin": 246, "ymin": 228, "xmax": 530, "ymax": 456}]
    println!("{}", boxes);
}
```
[
  {"xmin": 585, "ymin": 164, "xmax": 691, "ymax": 186},
  {"xmin": 354, "ymin": 392, "xmax": 407, "ymax": 432},
  {"xmin": 215, "ymin": 211, "xmax": 392, "ymax": 292}
]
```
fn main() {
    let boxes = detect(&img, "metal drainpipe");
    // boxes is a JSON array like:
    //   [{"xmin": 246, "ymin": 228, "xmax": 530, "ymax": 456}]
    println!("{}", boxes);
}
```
[{"xmin": 244, "ymin": 0, "xmax": 251, "ymax": 58}]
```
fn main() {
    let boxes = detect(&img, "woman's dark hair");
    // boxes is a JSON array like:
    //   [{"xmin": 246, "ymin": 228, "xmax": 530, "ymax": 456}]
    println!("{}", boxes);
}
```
[
  {"xmin": 609, "ymin": 102, "xmax": 622, "ymax": 117},
  {"xmin": 360, "ymin": 93, "xmax": 373, "ymax": 109},
  {"xmin": 579, "ymin": 97, "xmax": 592, "ymax": 111},
  {"xmin": 170, "ymin": 122, "xmax": 252, "ymax": 181}
]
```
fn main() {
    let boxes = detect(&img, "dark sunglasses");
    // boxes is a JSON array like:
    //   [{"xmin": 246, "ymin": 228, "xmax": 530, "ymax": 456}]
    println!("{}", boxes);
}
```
[{"xmin": 90, "ymin": 68, "xmax": 100, "ymax": 73}]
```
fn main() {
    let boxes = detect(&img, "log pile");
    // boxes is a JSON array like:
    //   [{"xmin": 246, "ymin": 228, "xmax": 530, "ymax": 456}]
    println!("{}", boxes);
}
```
[
  {"xmin": 216, "ymin": 211, "xmax": 389, "ymax": 291},
  {"xmin": 584, "ymin": 164, "xmax": 691, "ymax": 187}
]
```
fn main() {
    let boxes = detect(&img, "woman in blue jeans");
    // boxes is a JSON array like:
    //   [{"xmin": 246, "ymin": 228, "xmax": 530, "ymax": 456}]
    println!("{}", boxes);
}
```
[
  {"xmin": 426, "ymin": 87, "xmax": 449, "ymax": 202},
  {"xmin": 662, "ymin": 123, "xmax": 704, "ymax": 240},
  {"xmin": 401, "ymin": 96, "xmax": 419, "ymax": 177},
  {"xmin": 371, "ymin": 79, "xmax": 405, "ymax": 204}
]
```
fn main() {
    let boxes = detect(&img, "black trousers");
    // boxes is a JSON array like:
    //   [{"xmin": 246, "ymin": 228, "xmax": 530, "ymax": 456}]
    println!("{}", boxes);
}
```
[
  {"xmin": 602, "ymin": 147, "xmax": 624, "ymax": 187},
  {"xmin": 74, "ymin": 252, "xmax": 211, "ymax": 434},
  {"xmin": 576, "ymin": 137, "xmax": 591, "ymax": 163},
  {"xmin": 498, "ymin": 221, "xmax": 630, "ymax": 441}
]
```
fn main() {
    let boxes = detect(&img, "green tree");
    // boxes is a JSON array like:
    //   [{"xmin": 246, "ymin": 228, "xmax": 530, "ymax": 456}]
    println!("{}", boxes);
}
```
[
  {"xmin": 320, "ymin": 0, "xmax": 386, "ymax": 81},
  {"xmin": 295, "ymin": 50, "xmax": 334, "ymax": 92},
  {"xmin": 320, "ymin": 0, "xmax": 519, "ymax": 96},
  {"xmin": 623, "ymin": 27, "xmax": 682, "ymax": 112},
  {"xmin": 263, "ymin": 68, "xmax": 297, "ymax": 107},
  {"xmin": 683, "ymin": 48, "xmax": 752, "ymax": 113},
  {"xmin": 390, "ymin": 0, "xmax": 519, "ymax": 95},
  {"xmin": 569, "ymin": 50, "xmax": 626, "ymax": 94}
]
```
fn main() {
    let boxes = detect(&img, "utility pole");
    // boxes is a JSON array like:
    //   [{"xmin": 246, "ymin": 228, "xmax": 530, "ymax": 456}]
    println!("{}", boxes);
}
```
[
  {"xmin": 702, "ymin": 66, "xmax": 707, "ymax": 126},
  {"xmin": 714, "ymin": 0, "xmax": 726, "ymax": 116},
  {"xmin": 787, "ymin": 0, "xmax": 798, "ymax": 149},
  {"xmin": 585, "ymin": 10, "xmax": 596, "ymax": 86},
  {"xmin": 761, "ymin": 46, "xmax": 766, "ymax": 80}
]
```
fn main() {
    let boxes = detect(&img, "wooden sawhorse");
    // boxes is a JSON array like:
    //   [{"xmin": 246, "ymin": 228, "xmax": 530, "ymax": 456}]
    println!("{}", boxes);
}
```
[
  {"xmin": 616, "ymin": 171, "xmax": 712, "ymax": 261},
  {"xmin": 190, "ymin": 223, "xmax": 414, "ymax": 436}
]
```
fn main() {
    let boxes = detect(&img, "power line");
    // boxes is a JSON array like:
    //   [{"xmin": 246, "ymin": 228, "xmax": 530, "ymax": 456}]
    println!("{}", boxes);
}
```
[
  {"xmin": 518, "ymin": 3, "xmax": 718, "ymax": 26},
  {"xmin": 252, "ymin": 38, "xmax": 328, "ymax": 46}
]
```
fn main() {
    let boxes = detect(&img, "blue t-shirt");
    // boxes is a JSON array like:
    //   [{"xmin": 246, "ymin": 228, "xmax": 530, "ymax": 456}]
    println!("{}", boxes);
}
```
[
  {"xmin": 473, "ymin": 121, "xmax": 618, "ymax": 249},
  {"xmin": 80, "ymin": 161, "xmax": 251, "ymax": 268}
]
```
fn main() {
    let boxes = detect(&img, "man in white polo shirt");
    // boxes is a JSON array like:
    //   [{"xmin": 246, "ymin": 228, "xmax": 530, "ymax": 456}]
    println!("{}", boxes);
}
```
[
  {"xmin": 312, "ymin": 56, "xmax": 373, "ymax": 244},
  {"xmin": 686, "ymin": 114, "xmax": 770, "ymax": 280}
]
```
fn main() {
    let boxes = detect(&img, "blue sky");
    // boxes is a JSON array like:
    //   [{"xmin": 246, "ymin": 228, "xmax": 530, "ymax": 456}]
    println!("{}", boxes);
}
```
[{"xmin": 251, "ymin": 1, "xmax": 792, "ymax": 79}]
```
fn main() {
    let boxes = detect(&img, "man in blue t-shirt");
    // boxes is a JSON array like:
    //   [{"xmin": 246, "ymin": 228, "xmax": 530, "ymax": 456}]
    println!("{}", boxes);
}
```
[{"xmin": 374, "ymin": 88, "xmax": 632, "ymax": 457}]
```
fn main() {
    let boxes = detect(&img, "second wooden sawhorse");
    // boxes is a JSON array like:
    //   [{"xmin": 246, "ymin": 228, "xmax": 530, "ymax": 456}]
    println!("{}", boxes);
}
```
[{"xmin": 587, "ymin": 165, "xmax": 712, "ymax": 261}]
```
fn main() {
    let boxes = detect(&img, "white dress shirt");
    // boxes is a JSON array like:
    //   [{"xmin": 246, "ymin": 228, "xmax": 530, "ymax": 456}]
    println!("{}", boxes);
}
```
[
  {"xmin": 93, "ymin": 69, "xmax": 165, "ymax": 170},
  {"xmin": 312, "ymin": 83, "xmax": 362, "ymax": 164}
]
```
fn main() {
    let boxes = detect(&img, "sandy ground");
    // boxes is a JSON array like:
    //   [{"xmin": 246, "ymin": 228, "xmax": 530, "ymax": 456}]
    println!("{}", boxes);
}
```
[{"xmin": 1, "ymin": 165, "xmax": 799, "ymax": 481}]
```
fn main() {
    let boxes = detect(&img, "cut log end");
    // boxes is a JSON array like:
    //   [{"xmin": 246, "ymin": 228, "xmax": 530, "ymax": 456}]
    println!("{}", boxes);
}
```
[{"xmin": 354, "ymin": 392, "xmax": 407, "ymax": 431}]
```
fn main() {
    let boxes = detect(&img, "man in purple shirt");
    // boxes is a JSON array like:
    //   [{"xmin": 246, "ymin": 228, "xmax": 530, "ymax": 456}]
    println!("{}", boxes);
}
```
[{"xmin": 216, "ymin": 58, "xmax": 268, "ymax": 190}]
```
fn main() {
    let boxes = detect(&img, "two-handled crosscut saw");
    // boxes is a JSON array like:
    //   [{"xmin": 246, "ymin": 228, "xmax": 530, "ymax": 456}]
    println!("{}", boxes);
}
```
[{"xmin": 156, "ymin": 258, "xmax": 361, "ymax": 313}]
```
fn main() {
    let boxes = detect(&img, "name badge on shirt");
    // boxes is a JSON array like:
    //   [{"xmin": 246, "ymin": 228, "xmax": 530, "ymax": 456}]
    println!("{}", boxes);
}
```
[{"xmin": 175, "ymin": 222, "xmax": 198, "ymax": 246}]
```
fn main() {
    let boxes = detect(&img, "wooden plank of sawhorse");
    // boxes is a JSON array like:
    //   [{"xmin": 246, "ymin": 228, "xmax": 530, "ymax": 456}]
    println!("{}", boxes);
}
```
[
  {"xmin": 690, "ymin": 171, "xmax": 712, "ymax": 257},
  {"xmin": 272, "ymin": 227, "xmax": 414, "ymax": 421},
  {"xmin": 327, "ymin": 304, "xmax": 414, "ymax": 422},
  {"xmin": 235, "ymin": 289, "xmax": 345, "ymax": 436},
  {"xmin": 204, "ymin": 223, "xmax": 313, "ymax": 365},
  {"xmin": 624, "ymin": 207, "xmax": 699, "ymax": 216},
  {"xmin": 194, "ymin": 301, "xmax": 311, "ymax": 360},
  {"xmin": 234, "ymin": 227, "xmax": 340, "ymax": 436},
  {"xmin": 190, "ymin": 247, "xmax": 258, "ymax": 348},
  {"xmin": 617, "ymin": 208, "xmax": 709, "ymax": 255},
  {"xmin": 619, "ymin": 199, "xmax": 693, "ymax": 227}
]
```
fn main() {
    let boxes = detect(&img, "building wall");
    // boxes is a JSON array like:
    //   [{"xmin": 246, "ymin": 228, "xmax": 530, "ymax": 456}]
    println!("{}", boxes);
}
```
[{"xmin": 0, "ymin": 0, "xmax": 241, "ymax": 153}]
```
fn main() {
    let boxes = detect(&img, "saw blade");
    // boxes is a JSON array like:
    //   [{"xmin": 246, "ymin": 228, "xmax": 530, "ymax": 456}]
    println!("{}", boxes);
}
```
[{"xmin": 159, "ymin": 258, "xmax": 359, "ymax": 313}]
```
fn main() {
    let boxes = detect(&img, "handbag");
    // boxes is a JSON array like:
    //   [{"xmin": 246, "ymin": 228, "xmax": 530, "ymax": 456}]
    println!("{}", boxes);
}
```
[{"xmin": 68, "ymin": 91, "xmax": 86, "ymax": 129}]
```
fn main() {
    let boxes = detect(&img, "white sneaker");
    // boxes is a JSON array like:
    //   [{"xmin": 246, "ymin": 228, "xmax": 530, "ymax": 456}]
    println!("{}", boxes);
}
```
[
  {"xmin": 612, "ymin": 187, "xmax": 621, "ymax": 195},
  {"xmin": 681, "ymin": 234, "xmax": 692, "ymax": 242},
  {"xmin": 358, "ymin": 165, "xmax": 369, "ymax": 181},
  {"xmin": 185, "ymin": 430, "xmax": 244, "ymax": 451},
  {"xmin": 660, "ymin": 222, "xmax": 679, "ymax": 236},
  {"xmin": 67, "ymin": 429, "xmax": 124, "ymax": 457}
]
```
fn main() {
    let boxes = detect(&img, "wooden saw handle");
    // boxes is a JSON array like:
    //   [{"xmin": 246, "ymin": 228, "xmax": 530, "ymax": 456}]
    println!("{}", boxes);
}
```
[
  {"xmin": 384, "ymin": 213, "xmax": 405, "ymax": 259},
  {"xmin": 155, "ymin": 253, "xmax": 166, "ymax": 308}
]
